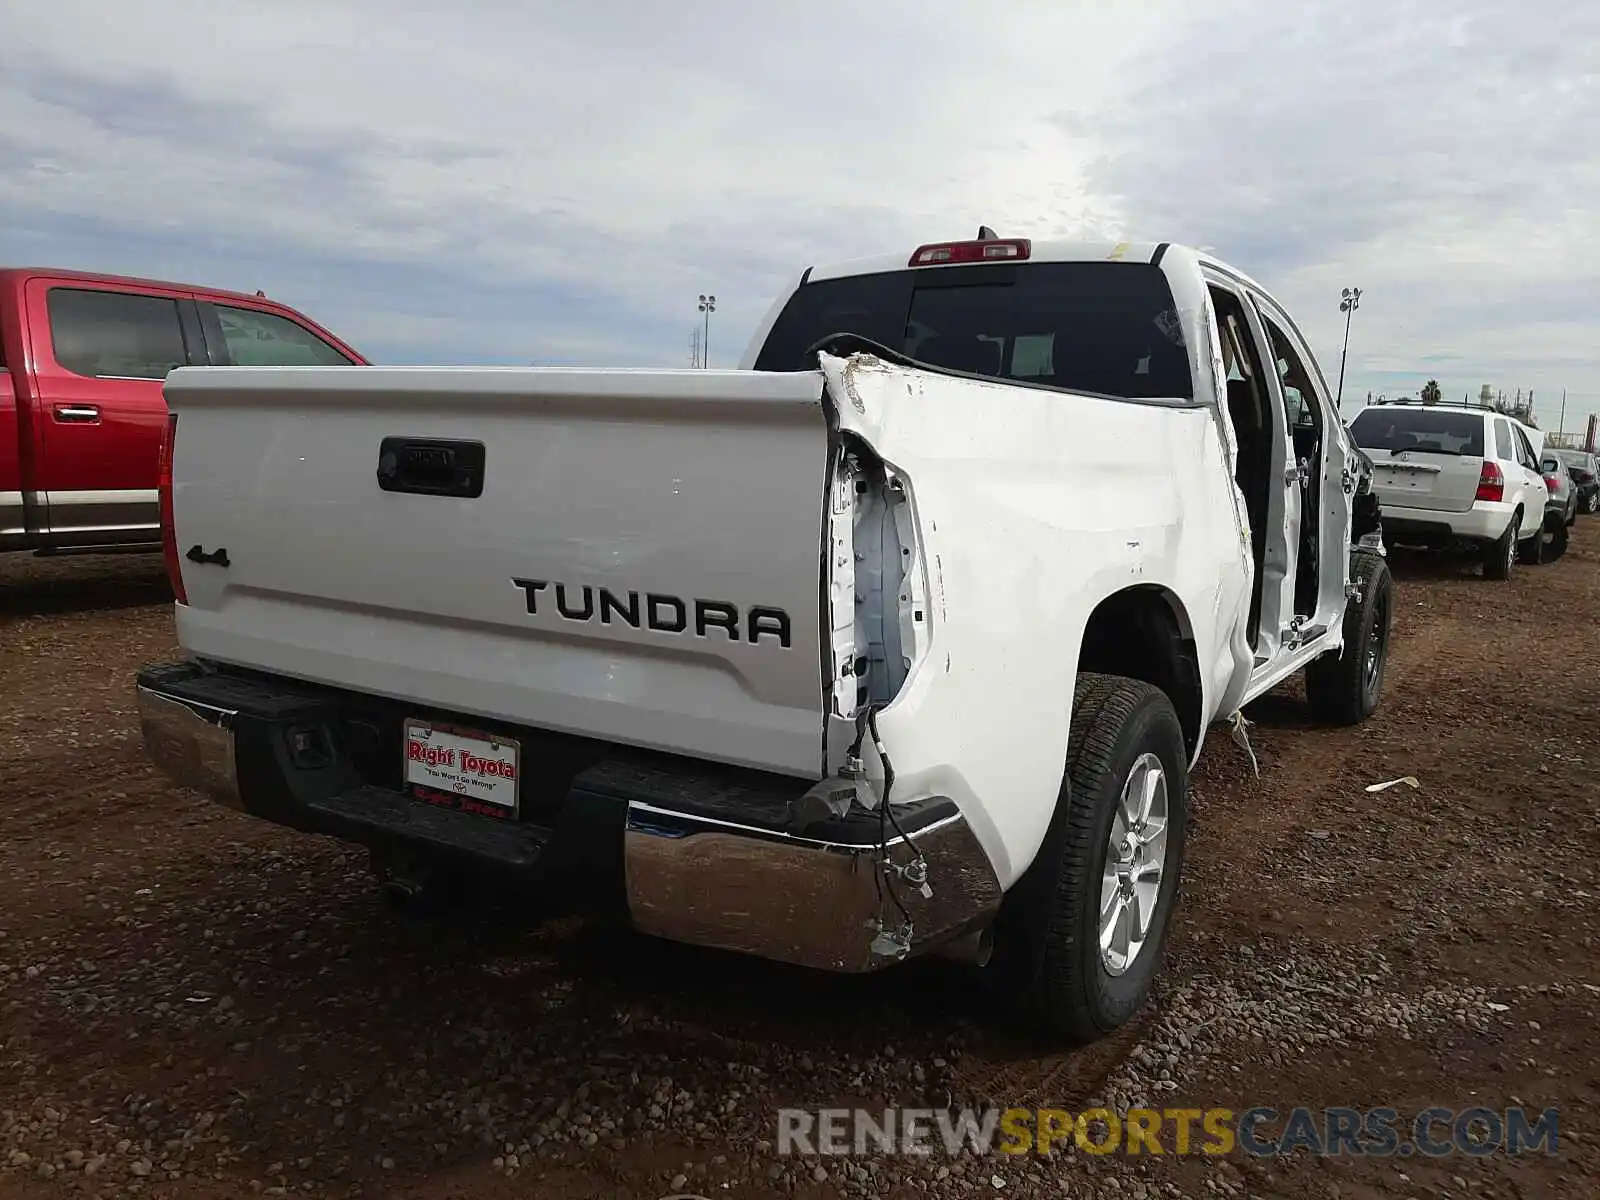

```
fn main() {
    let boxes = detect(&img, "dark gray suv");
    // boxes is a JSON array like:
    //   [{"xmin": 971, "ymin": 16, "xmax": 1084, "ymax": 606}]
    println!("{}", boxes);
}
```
[{"xmin": 1549, "ymin": 448, "xmax": 1600, "ymax": 514}]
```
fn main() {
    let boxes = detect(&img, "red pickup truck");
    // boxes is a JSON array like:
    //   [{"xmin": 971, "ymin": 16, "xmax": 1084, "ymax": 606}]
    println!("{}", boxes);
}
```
[{"xmin": 1, "ymin": 267, "xmax": 365, "ymax": 556}]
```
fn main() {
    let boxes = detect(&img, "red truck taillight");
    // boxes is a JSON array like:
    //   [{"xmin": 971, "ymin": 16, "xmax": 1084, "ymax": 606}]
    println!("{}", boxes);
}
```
[{"xmin": 158, "ymin": 411, "xmax": 187, "ymax": 605}]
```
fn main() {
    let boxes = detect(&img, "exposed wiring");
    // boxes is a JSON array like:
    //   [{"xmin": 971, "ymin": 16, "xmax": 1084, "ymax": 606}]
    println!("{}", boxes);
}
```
[
  {"xmin": 852, "ymin": 705, "xmax": 893, "ymax": 914},
  {"xmin": 848, "ymin": 704, "xmax": 871, "ymax": 759},
  {"xmin": 866, "ymin": 707, "xmax": 920, "ymax": 929},
  {"xmin": 868, "ymin": 709, "xmax": 908, "ymax": 837},
  {"xmin": 847, "ymin": 703, "xmax": 926, "ymax": 947},
  {"xmin": 875, "ymin": 812, "xmax": 913, "ymax": 928}
]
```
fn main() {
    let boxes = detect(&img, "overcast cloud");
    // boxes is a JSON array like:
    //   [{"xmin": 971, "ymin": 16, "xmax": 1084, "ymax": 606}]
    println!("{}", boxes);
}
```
[{"xmin": 1, "ymin": 0, "xmax": 1596, "ymax": 424}]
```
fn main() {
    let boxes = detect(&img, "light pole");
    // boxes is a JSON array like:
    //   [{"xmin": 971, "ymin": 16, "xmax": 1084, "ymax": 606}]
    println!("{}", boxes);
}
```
[
  {"xmin": 698, "ymin": 294, "xmax": 716, "ymax": 369},
  {"xmin": 1336, "ymin": 287, "xmax": 1361, "ymax": 407}
]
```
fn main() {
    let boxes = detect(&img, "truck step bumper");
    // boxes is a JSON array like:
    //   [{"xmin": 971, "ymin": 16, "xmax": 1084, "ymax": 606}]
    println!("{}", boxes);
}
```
[
  {"xmin": 134, "ymin": 662, "xmax": 621, "ymax": 899},
  {"xmin": 138, "ymin": 683, "xmax": 554, "ymax": 869},
  {"xmin": 135, "ymin": 661, "xmax": 1003, "ymax": 972}
]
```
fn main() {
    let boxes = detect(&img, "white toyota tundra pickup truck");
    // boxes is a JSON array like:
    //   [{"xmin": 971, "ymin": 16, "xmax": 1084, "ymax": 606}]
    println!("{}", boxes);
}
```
[{"xmin": 137, "ymin": 233, "xmax": 1391, "ymax": 1044}]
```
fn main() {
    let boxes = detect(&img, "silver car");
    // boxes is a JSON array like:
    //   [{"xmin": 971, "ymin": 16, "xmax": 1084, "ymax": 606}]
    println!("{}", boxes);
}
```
[{"xmin": 1539, "ymin": 453, "xmax": 1578, "ymax": 559}]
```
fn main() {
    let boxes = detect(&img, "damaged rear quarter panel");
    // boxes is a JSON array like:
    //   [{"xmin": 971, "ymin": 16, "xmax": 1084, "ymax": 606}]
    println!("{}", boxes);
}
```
[{"xmin": 819, "ymin": 352, "xmax": 1251, "ymax": 889}]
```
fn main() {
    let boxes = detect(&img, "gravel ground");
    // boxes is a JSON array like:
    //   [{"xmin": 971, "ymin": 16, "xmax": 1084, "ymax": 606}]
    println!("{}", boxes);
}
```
[{"xmin": 1, "ymin": 540, "xmax": 1598, "ymax": 1200}]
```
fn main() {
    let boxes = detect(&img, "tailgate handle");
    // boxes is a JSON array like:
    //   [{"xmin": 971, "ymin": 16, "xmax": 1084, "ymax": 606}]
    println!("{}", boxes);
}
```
[
  {"xmin": 376, "ymin": 438, "xmax": 486, "ymax": 498},
  {"xmin": 186, "ymin": 544, "xmax": 230, "ymax": 568}
]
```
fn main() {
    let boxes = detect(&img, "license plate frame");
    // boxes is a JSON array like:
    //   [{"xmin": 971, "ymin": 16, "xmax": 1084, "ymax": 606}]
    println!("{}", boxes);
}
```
[{"xmin": 402, "ymin": 717, "xmax": 520, "ymax": 822}]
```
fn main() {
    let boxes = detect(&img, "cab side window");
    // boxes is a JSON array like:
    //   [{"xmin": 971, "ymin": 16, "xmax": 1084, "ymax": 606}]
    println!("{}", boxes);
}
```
[
  {"xmin": 1253, "ymin": 306, "xmax": 1325, "ymax": 475},
  {"xmin": 211, "ymin": 305, "xmax": 353, "ymax": 366},
  {"xmin": 47, "ymin": 288, "xmax": 187, "ymax": 380},
  {"xmin": 1266, "ymin": 332, "xmax": 1313, "ymax": 429}
]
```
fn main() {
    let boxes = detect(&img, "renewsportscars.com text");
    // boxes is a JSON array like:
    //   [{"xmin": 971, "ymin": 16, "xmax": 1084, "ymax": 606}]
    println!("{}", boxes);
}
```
[{"xmin": 777, "ymin": 1106, "xmax": 1560, "ymax": 1158}]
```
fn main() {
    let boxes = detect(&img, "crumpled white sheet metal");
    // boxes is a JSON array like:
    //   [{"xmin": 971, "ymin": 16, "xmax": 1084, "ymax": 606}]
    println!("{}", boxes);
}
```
[{"xmin": 815, "ymin": 349, "xmax": 1256, "ymax": 888}]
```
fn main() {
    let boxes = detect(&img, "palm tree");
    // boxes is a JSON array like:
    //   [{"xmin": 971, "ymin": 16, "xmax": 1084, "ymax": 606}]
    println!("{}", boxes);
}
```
[{"xmin": 1420, "ymin": 380, "xmax": 1442, "ymax": 405}]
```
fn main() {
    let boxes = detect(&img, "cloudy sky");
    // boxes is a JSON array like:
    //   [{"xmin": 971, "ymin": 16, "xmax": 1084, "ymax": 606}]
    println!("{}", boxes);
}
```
[{"xmin": 2, "ymin": 0, "xmax": 1597, "ymax": 426}]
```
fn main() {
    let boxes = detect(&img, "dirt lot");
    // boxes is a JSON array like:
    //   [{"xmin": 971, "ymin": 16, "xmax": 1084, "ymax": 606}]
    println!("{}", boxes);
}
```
[{"xmin": 2, "ymin": 542, "xmax": 1597, "ymax": 1200}]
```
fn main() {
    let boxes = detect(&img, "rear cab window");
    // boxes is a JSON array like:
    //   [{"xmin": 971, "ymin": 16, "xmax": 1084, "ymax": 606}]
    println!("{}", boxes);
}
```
[
  {"xmin": 753, "ymin": 262, "xmax": 1193, "ymax": 401},
  {"xmin": 46, "ymin": 287, "xmax": 188, "ymax": 380},
  {"xmin": 1348, "ymin": 408, "xmax": 1486, "ymax": 457},
  {"xmin": 206, "ymin": 303, "xmax": 354, "ymax": 366}
]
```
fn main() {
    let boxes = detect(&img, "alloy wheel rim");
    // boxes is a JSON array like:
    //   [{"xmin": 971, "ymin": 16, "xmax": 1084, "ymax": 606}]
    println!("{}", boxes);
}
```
[
  {"xmin": 1364, "ymin": 587, "xmax": 1388, "ymax": 692},
  {"xmin": 1099, "ymin": 752, "xmax": 1169, "ymax": 977}
]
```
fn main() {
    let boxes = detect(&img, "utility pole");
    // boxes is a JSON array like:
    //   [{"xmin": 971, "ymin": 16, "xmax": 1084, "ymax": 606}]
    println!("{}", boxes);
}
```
[
  {"xmin": 1336, "ymin": 287, "xmax": 1362, "ymax": 407},
  {"xmin": 1559, "ymin": 388, "xmax": 1567, "ymax": 436},
  {"xmin": 697, "ymin": 294, "xmax": 716, "ymax": 369}
]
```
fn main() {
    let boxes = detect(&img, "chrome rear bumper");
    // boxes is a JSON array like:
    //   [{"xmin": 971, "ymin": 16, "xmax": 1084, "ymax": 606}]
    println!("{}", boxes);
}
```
[
  {"xmin": 137, "ymin": 670, "xmax": 1004, "ymax": 974},
  {"xmin": 136, "ymin": 684, "xmax": 243, "ymax": 811},
  {"xmin": 623, "ymin": 803, "xmax": 1003, "ymax": 973}
]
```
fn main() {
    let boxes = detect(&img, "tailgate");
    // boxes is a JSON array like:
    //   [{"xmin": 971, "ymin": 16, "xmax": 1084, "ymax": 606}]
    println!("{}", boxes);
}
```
[
  {"xmin": 1368, "ymin": 452, "xmax": 1485, "ymax": 513},
  {"xmin": 162, "ymin": 366, "xmax": 833, "ymax": 778}
]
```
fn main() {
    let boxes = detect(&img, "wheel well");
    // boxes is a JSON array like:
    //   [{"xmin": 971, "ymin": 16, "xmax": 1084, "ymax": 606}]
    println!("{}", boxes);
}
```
[
  {"xmin": 1351, "ymin": 485, "xmax": 1381, "ymax": 544},
  {"xmin": 1077, "ymin": 586, "xmax": 1204, "ymax": 754}
]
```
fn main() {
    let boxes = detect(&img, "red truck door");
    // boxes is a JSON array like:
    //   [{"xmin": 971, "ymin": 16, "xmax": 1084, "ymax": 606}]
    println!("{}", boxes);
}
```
[
  {"xmin": 22, "ymin": 276, "xmax": 204, "ymax": 545},
  {"xmin": 0, "ymin": 341, "xmax": 21, "ymax": 550}
]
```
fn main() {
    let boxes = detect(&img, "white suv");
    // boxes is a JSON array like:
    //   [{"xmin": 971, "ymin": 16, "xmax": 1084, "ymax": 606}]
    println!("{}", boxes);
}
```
[{"xmin": 1348, "ymin": 403, "xmax": 1550, "ymax": 579}]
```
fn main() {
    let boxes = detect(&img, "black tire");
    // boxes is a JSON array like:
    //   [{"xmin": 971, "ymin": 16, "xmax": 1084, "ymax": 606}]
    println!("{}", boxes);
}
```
[
  {"xmin": 1541, "ymin": 512, "xmax": 1569, "ymax": 561},
  {"xmin": 1517, "ymin": 521, "xmax": 1545, "ymax": 565},
  {"xmin": 1482, "ymin": 515, "xmax": 1518, "ymax": 580},
  {"xmin": 983, "ymin": 674, "xmax": 1188, "ymax": 1045},
  {"xmin": 1305, "ymin": 551, "xmax": 1393, "ymax": 726}
]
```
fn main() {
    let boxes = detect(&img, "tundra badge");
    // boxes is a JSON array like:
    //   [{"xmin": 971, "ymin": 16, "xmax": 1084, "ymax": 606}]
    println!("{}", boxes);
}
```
[{"xmin": 512, "ymin": 578, "xmax": 791, "ymax": 647}]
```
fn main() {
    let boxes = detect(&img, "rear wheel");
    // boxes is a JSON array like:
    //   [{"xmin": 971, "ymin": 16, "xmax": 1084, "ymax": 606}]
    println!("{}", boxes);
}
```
[
  {"xmin": 1541, "ymin": 512, "xmax": 1569, "ymax": 561},
  {"xmin": 1483, "ymin": 516, "xmax": 1518, "ymax": 580},
  {"xmin": 1517, "ymin": 519, "xmax": 1546, "ymax": 565},
  {"xmin": 1305, "ymin": 551, "xmax": 1393, "ymax": 726},
  {"xmin": 1586, "ymin": 490, "xmax": 1599, "ymax": 515},
  {"xmin": 983, "ymin": 674, "xmax": 1187, "ymax": 1045}
]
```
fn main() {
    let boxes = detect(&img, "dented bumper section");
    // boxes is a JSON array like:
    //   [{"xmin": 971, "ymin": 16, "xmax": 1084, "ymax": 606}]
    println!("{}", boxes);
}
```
[
  {"xmin": 135, "ymin": 662, "xmax": 1002, "ymax": 972},
  {"xmin": 138, "ymin": 684, "xmax": 244, "ymax": 812},
  {"xmin": 624, "ymin": 802, "xmax": 1003, "ymax": 973}
]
